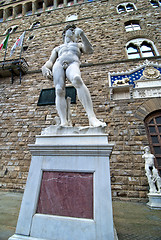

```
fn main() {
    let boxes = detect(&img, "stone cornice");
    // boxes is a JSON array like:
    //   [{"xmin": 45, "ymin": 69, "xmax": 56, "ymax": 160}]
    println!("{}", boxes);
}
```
[{"xmin": 29, "ymin": 144, "xmax": 114, "ymax": 156}]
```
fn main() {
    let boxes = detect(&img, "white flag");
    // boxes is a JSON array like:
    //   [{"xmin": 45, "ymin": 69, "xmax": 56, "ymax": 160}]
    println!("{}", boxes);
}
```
[{"xmin": 10, "ymin": 31, "xmax": 25, "ymax": 57}]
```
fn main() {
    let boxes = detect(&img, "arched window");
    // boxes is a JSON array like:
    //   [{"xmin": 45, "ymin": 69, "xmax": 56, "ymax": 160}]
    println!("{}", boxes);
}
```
[
  {"xmin": 117, "ymin": 2, "xmax": 136, "ymax": 13},
  {"xmin": 126, "ymin": 3, "xmax": 135, "ymax": 11},
  {"xmin": 126, "ymin": 38, "xmax": 159, "ymax": 59},
  {"xmin": 140, "ymin": 41, "xmax": 154, "ymax": 57},
  {"xmin": 118, "ymin": 5, "xmax": 126, "ymax": 13},
  {"xmin": 124, "ymin": 20, "xmax": 141, "ymax": 32},
  {"xmin": 30, "ymin": 21, "xmax": 40, "ymax": 29},
  {"xmin": 4, "ymin": 25, "xmax": 18, "ymax": 34},
  {"xmin": 145, "ymin": 111, "xmax": 161, "ymax": 176},
  {"xmin": 127, "ymin": 43, "xmax": 140, "ymax": 59},
  {"xmin": 150, "ymin": 0, "xmax": 161, "ymax": 7}
]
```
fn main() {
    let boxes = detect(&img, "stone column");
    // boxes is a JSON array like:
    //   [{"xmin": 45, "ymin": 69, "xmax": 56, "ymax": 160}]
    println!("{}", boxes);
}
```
[
  {"xmin": 12, "ymin": 6, "xmax": 16, "ymax": 19},
  {"xmin": 32, "ymin": 2, "xmax": 35, "ymax": 14},
  {"xmin": 64, "ymin": 0, "xmax": 67, "ymax": 6},
  {"xmin": 3, "ymin": 8, "xmax": 6, "ymax": 21},
  {"xmin": 54, "ymin": 0, "xmax": 57, "ymax": 8},
  {"xmin": 22, "ymin": 4, "xmax": 25, "ymax": 17}
]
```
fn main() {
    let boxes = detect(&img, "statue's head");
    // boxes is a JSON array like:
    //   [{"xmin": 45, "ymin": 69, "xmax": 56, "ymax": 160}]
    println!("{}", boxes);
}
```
[
  {"xmin": 62, "ymin": 24, "xmax": 77, "ymax": 41},
  {"xmin": 144, "ymin": 146, "xmax": 150, "ymax": 153}
]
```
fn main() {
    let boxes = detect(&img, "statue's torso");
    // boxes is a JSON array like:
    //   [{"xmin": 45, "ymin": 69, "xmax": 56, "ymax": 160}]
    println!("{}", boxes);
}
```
[
  {"xmin": 57, "ymin": 42, "xmax": 82, "ymax": 64},
  {"xmin": 144, "ymin": 153, "xmax": 155, "ymax": 166}
]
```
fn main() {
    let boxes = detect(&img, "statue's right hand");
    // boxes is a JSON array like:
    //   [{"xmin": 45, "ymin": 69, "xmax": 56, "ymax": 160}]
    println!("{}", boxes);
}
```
[
  {"xmin": 75, "ymin": 28, "xmax": 83, "ymax": 39},
  {"xmin": 42, "ymin": 66, "xmax": 53, "ymax": 79}
]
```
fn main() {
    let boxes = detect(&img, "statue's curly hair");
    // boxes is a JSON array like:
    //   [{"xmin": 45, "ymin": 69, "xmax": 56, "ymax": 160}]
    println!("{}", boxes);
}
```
[{"xmin": 62, "ymin": 24, "xmax": 76, "ymax": 38}]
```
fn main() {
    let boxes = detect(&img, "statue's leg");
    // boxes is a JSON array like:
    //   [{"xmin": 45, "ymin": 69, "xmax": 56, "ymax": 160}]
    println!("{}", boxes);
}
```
[
  {"xmin": 145, "ymin": 166, "xmax": 157, "ymax": 193},
  {"xmin": 66, "ymin": 63, "xmax": 106, "ymax": 127},
  {"xmin": 53, "ymin": 63, "xmax": 68, "ymax": 126}
]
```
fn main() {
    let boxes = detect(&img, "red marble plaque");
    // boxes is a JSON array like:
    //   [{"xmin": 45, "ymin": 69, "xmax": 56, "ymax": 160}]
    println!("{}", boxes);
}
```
[{"xmin": 37, "ymin": 171, "xmax": 93, "ymax": 219}]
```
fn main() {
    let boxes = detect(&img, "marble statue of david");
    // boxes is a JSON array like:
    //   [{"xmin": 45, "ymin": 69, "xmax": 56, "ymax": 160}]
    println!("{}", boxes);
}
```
[{"xmin": 42, "ymin": 24, "xmax": 106, "ymax": 127}]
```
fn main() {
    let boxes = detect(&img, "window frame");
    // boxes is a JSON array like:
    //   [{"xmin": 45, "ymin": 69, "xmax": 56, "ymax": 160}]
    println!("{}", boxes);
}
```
[
  {"xmin": 30, "ymin": 21, "xmax": 40, "ymax": 29},
  {"xmin": 117, "ymin": 2, "xmax": 136, "ymax": 14},
  {"xmin": 125, "ymin": 38, "xmax": 159, "ymax": 59},
  {"xmin": 126, "ymin": 3, "xmax": 135, "ymax": 11},
  {"xmin": 118, "ymin": 5, "xmax": 126, "ymax": 13},
  {"xmin": 150, "ymin": 0, "xmax": 161, "ymax": 7},
  {"xmin": 144, "ymin": 111, "xmax": 161, "ymax": 176},
  {"xmin": 124, "ymin": 20, "xmax": 141, "ymax": 32},
  {"xmin": 127, "ymin": 43, "xmax": 140, "ymax": 59},
  {"xmin": 3, "ymin": 25, "xmax": 18, "ymax": 34}
]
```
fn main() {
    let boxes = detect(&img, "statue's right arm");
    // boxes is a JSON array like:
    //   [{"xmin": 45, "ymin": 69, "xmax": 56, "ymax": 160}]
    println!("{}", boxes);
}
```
[{"xmin": 42, "ymin": 48, "xmax": 58, "ymax": 79}]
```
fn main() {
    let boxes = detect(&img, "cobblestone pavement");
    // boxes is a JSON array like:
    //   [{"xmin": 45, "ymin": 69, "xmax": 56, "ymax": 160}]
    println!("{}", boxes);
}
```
[
  {"xmin": 113, "ymin": 200, "xmax": 161, "ymax": 240},
  {"xmin": 0, "ymin": 191, "xmax": 22, "ymax": 240},
  {"xmin": 0, "ymin": 191, "xmax": 161, "ymax": 240}
]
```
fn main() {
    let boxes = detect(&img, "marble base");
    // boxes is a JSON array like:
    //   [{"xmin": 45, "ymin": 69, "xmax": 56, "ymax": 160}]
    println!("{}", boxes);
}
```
[
  {"xmin": 147, "ymin": 193, "xmax": 161, "ymax": 209},
  {"xmin": 10, "ymin": 229, "xmax": 119, "ymax": 240},
  {"xmin": 9, "ymin": 126, "xmax": 115, "ymax": 240}
]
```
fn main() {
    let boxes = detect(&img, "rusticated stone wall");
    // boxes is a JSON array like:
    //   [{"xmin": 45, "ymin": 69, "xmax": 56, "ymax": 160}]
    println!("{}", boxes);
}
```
[{"xmin": 0, "ymin": 0, "xmax": 161, "ymax": 200}]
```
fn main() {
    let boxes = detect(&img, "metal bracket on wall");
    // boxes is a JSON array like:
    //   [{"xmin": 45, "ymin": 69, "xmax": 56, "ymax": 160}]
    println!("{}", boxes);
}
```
[{"xmin": 0, "ymin": 58, "xmax": 28, "ymax": 84}]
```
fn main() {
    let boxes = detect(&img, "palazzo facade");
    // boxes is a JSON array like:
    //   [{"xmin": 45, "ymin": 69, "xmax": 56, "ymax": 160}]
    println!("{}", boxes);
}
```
[{"xmin": 0, "ymin": 0, "xmax": 161, "ymax": 200}]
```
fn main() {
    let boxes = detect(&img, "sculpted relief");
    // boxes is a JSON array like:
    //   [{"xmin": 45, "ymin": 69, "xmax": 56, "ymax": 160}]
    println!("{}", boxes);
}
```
[{"xmin": 143, "ymin": 67, "xmax": 160, "ymax": 79}]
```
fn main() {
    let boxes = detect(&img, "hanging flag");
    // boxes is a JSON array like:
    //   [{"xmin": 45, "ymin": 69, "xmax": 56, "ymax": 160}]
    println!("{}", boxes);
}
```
[
  {"xmin": 0, "ymin": 34, "xmax": 10, "ymax": 50},
  {"xmin": 10, "ymin": 31, "xmax": 25, "ymax": 57}
]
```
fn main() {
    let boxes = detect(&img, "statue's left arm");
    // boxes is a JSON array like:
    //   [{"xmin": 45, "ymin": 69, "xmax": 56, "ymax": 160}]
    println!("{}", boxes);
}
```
[{"xmin": 75, "ymin": 28, "xmax": 93, "ymax": 54}]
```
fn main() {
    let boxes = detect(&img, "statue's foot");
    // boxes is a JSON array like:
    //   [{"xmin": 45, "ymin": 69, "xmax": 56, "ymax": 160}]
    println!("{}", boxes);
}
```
[
  {"xmin": 53, "ymin": 116, "xmax": 61, "ymax": 126},
  {"xmin": 59, "ymin": 120, "xmax": 69, "ymax": 127},
  {"xmin": 150, "ymin": 189, "xmax": 157, "ymax": 194},
  {"xmin": 60, "ymin": 123, "xmax": 69, "ymax": 127},
  {"xmin": 89, "ymin": 117, "xmax": 106, "ymax": 127},
  {"xmin": 60, "ymin": 121, "xmax": 72, "ymax": 127}
]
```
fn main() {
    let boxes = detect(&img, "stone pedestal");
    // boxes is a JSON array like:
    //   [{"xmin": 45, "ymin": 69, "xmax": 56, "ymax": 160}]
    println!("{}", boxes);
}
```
[
  {"xmin": 9, "ymin": 126, "xmax": 115, "ymax": 240},
  {"xmin": 147, "ymin": 193, "xmax": 161, "ymax": 210}
]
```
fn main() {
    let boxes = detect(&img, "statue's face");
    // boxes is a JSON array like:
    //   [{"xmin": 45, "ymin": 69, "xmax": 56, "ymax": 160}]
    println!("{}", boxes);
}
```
[
  {"xmin": 65, "ymin": 28, "xmax": 75, "ymax": 42},
  {"xmin": 144, "ymin": 146, "xmax": 150, "ymax": 153}
]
